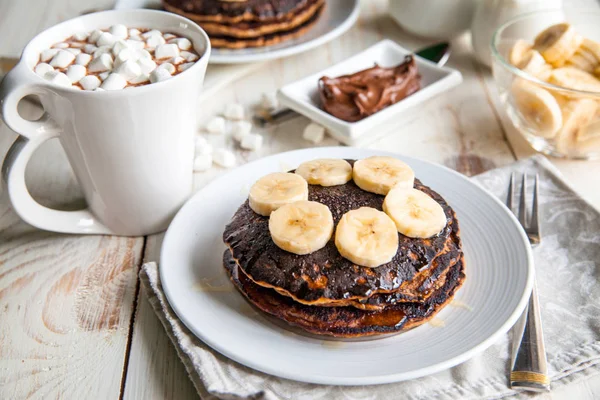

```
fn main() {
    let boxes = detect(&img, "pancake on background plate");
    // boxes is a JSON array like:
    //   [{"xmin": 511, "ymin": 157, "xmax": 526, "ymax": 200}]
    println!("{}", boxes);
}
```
[
  {"xmin": 223, "ymin": 158, "xmax": 466, "ymax": 338},
  {"xmin": 163, "ymin": 0, "xmax": 325, "ymax": 48}
]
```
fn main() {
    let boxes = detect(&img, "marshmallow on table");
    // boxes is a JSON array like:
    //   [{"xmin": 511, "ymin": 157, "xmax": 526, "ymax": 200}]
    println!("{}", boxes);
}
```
[
  {"xmin": 75, "ymin": 53, "xmax": 92, "ymax": 66},
  {"xmin": 34, "ymin": 63, "xmax": 54, "ymax": 77},
  {"xmin": 155, "ymin": 44, "xmax": 179, "ymax": 60},
  {"xmin": 205, "ymin": 117, "xmax": 225, "ymax": 134},
  {"xmin": 193, "ymin": 154, "xmax": 213, "ymax": 172},
  {"xmin": 115, "ymin": 60, "xmax": 142, "ymax": 81},
  {"xmin": 40, "ymin": 48, "xmax": 58, "ymax": 62},
  {"xmin": 101, "ymin": 73, "xmax": 127, "ymax": 90},
  {"xmin": 261, "ymin": 92, "xmax": 279, "ymax": 110},
  {"xmin": 66, "ymin": 64, "xmax": 87, "ymax": 83},
  {"xmin": 303, "ymin": 122, "xmax": 326, "ymax": 144},
  {"xmin": 241, "ymin": 133, "xmax": 263, "ymax": 151},
  {"xmin": 149, "ymin": 68, "xmax": 171, "ymax": 83},
  {"xmin": 43, "ymin": 71, "xmax": 71, "ymax": 87},
  {"xmin": 231, "ymin": 120, "xmax": 252, "ymax": 141},
  {"xmin": 224, "ymin": 103, "xmax": 244, "ymax": 120},
  {"xmin": 195, "ymin": 136, "xmax": 213, "ymax": 155},
  {"xmin": 88, "ymin": 53, "xmax": 113, "ymax": 73},
  {"xmin": 79, "ymin": 75, "xmax": 101, "ymax": 90},
  {"xmin": 213, "ymin": 148, "xmax": 236, "ymax": 168},
  {"xmin": 49, "ymin": 50, "xmax": 75, "ymax": 68},
  {"xmin": 109, "ymin": 24, "xmax": 128, "ymax": 40},
  {"xmin": 97, "ymin": 32, "xmax": 116, "ymax": 47}
]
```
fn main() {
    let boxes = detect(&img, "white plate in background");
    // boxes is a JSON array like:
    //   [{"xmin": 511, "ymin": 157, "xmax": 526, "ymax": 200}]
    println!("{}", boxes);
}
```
[
  {"xmin": 160, "ymin": 146, "xmax": 533, "ymax": 385},
  {"xmin": 278, "ymin": 40, "xmax": 463, "ymax": 146}
]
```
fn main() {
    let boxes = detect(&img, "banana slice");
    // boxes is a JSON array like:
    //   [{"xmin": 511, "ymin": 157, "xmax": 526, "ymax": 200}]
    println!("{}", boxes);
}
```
[
  {"xmin": 383, "ymin": 188, "xmax": 447, "ymax": 238},
  {"xmin": 549, "ymin": 67, "xmax": 600, "ymax": 92},
  {"xmin": 533, "ymin": 23, "xmax": 583, "ymax": 67},
  {"xmin": 554, "ymin": 98, "xmax": 598, "ymax": 154},
  {"xmin": 352, "ymin": 156, "xmax": 415, "ymax": 195},
  {"xmin": 510, "ymin": 79, "xmax": 563, "ymax": 138},
  {"xmin": 578, "ymin": 118, "xmax": 600, "ymax": 141},
  {"xmin": 249, "ymin": 172, "xmax": 308, "ymax": 216},
  {"xmin": 335, "ymin": 207, "xmax": 398, "ymax": 268},
  {"xmin": 566, "ymin": 49, "xmax": 598, "ymax": 73},
  {"xmin": 295, "ymin": 159, "xmax": 352, "ymax": 187},
  {"xmin": 580, "ymin": 38, "xmax": 600, "ymax": 62},
  {"xmin": 594, "ymin": 66, "xmax": 600, "ymax": 79},
  {"xmin": 269, "ymin": 200, "xmax": 334, "ymax": 255},
  {"xmin": 509, "ymin": 40, "xmax": 533, "ymax": 66},
  {"xmin": 517, "ymin": 50, "xmax": 553, "ymax": 80}
]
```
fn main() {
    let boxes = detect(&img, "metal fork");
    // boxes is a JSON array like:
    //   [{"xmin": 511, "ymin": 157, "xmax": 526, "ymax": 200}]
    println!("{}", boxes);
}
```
[{"xmin": 507, "ymin": 173, "xmax": 549, "ymax": 392}]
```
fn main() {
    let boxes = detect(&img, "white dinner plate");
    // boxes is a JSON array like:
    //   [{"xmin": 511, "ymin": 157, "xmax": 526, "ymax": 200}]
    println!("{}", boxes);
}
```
[{"xmin": 160, "ymin": 147, "xmax": 534, "ymax": 385}]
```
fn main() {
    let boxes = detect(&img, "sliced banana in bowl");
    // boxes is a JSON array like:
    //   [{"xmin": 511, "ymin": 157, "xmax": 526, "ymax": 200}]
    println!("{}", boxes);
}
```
[
  {"xmin": 510, "ymin": 79, "xmax": 563, "ymax": 138},
  {"xmin": 533, "ymin": 23, "xmax": 583, "ymax": 68},
  {"xmin": 295, "ymin": 158, "xmax": 353, "ymax": 187},
  {"xmin": 353, "ymin": 156, "xmax": 415, "ymax": 195},
  {"xmin": 334, "ymin": 207, "xmax": 399, "ymax": 268},
  {"xmin": 269, "ymin": 200, "xmax": 334, "ymax": 255},
  {"xmin": 249, "ymin": 172, "xmax": 308, "ymax": 216}
]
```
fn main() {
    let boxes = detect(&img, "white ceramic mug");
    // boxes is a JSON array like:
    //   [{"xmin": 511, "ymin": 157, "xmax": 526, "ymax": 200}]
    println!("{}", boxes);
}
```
[{"xmin": 0, "ymin": 10, "xmax": 210, "ymax": 236}]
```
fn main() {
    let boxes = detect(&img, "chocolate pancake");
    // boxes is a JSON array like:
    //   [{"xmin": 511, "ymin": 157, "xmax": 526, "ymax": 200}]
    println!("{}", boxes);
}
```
[
  {"xmin": 224, "ymin": 250, "xmax": 466, "ymax": 337},
  {"xmin": 163, "ymin": 0, "xmax": 314, "ymax": 23},
  {"xmin": 223, "ymin": 161, "xmax": 461, "ymax": 306}
]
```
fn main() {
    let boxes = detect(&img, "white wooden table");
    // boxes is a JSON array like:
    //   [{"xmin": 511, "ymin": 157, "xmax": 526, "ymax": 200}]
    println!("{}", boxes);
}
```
[{"xmin": 1, "ymin": 1, "xmax": 599, "ymax": 399}]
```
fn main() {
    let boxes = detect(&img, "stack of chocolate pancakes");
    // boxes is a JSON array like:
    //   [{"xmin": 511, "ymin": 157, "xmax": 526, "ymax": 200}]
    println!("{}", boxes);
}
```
[
  {"xmin": 223, "ymin": 159, "xmax": 465, "ymax": 338},
  {"xmin": 162, "ymin": 0, "xmax": 325, "ymax": 48}
]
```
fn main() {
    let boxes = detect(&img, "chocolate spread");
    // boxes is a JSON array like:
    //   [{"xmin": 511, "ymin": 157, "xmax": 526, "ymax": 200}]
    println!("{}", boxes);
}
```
[{"xmin": 318, "ymin": 56, "xmax": 421, "ymax": 122}]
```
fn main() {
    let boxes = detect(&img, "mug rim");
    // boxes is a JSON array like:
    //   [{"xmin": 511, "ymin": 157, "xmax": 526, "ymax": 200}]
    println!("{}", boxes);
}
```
[{"xmin": 20, "ymin": 9, "xmax": 211, "ymax": 96}]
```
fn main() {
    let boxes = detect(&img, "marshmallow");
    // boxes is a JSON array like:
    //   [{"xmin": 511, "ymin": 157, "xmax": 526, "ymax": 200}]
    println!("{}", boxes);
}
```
[
  {"xmin": 49, "ymin": 50, "xmax": 76, "ymax": 68},
  {"xmin": 83, "ymin": 44, "xmax": 98, "ymax": 54},
  {"xmin": 74, "ymin": 31, "xmax": 89, "ymax": 41},
  {"xmin": 66, "ymin": 48, "xmax": 82, "ymax": 55},
  {"xmin": 52, "ymin": 42, "xmax": 70, "ymax": 49},
  {"xmin": 129, "ymin": 73, "xmax": 149, "ymax": 84},
  {"xmin": 224, "ymin": 103, "xmax": 244, "ymax": 120},
  {"xmin": 135, "ymin": 49, "xmax": 152, "ymax": 59},
  {"xmin": 126, "ymin": 39, "xmax": 145, "ymax": 49},
  {"xmin": 66, "ymin": 64, "xmax": 87, "ymax": 83},
  {"xmin": 79, "ymin": 75, "xmax": 101, "ymax": 90},
  {"xmin": 303, "ymin": 123, "xmax": 325, "ymax": 144},
  {"xmin": 231, "ymin": 120, "xmax": 252, "ymax": 141},
  {"xmin": 193, "ymin": 154, "xmax": 213, "ymax": 172},
  {"xmin": 101, "ymin": 73, "xmax": 127, "ymax": 90},
  {"xmin": 112, "ymin": 40, "xmax": 129, "ymax": 56},
  {"xmin": 213, "ymin": 148, "xmax": 236, "ymax": 168},
  {"xmin": 205, "ymin": 117, "xmax": 226, "ymax": 134},
  {"xmin": 34, "ymin": 63, "xmax": 54, "ymax": 77},
  {"xmin": 88, "ymin": 53, "xmax": 113, "ymax": 72},
  {"xmin": 261, "ymin": 92, "xmax": 278, "ymax": 110},
  {"xmin": 149, "ymin": 67, "xmax": 171, "ymax": 83},
  {"xmin": 241, "ymin": 133, "xmax": 263, "ymax": 151},
  {"xmin": 89, "ymin": 29, "xmax": 103, "ymax": 44},
  {"xmin": 95, "ymin": 87, "xmax": 105, "ymax": 91},
  {"xmin": 169, "ymin": 38, "xmax": 192, "ymax": 51},
  {"xmin": 129, "ymin": 28, "xmax": 141, "ymax": 37},
  {"xmin": 158, "ymin": 62, "xmax": 175, "ymax": 74},
  {"xmin": 75, "ymin": 53, "xmax": 92, "ymax": 66},
  {"xmin": 40, "ymin": 48, "xmax": 59, "ymax": 62},
  {"xmin": 93, "ymin": 46, "xmax": 112, "ymax": 58},
  {"xmin": 146, "ymin": 35, "xmax": 165, "ymax": 49},
  {"xmin": 97, "ymin": 32, "xmax": 116, "ymax": 47},
  {"xmin": 109, "ymin": 24, "xmax": 128, "ymax": 40},
  {"xmin": 115, "ymin": 60, "xmax": 142, "ymax": 81},
  {"xmin": 178, "ymin": 62, "xmax": 194, "ymax": 72},
  {"xmin": 180, "ymin": 51, "xmax": 199, "ymax": 62},
  {"xmin": 155, "ymin": 44, "xmax": 179, "ymax": 60},
  {"xmin": 163, "ymin": 33, "xmax": 176, "ymax": 40},
  {"xmin": 115, "ymin": 48, "xmax": 134, "ymax": 66},
  {"xmin": 99, "ymin": 71, "xmax": 110, "ymax": 81},
  {"xmin": 195, "ymin": 136, "xmax": 213, "ymax": 155},
  {"xmin": 169, "ymin": 56, "xmax": 185, "ymax": 65},
  {"xmin": 43, "ymin": 71, "xmax": 72, "ymax": 87},
  {"xmin": 138, "ymin": 57, "xmax": 157, "ymax": 75},
  {"xmin": 142, "ymin": 29, "xmax": 162, "ymax": 39}
]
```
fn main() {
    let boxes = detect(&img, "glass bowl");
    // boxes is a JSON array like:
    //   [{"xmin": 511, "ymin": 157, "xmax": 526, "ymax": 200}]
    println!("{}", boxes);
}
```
[{"xmin": 491, "ymin": 10, "xmax": 600, "ymax": 160}]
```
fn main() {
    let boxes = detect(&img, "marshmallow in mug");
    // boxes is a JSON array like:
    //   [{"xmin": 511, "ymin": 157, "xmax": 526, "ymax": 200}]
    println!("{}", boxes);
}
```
[{"xmin": 33, "ymin": 24, "xmax": 201, "ymax": 91}]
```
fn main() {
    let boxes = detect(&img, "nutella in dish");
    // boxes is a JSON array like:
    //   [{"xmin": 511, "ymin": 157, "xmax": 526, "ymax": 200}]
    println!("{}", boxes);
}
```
[{"xmin": 318, "ymin": 56, "xmax": 421, "ymax": 122}]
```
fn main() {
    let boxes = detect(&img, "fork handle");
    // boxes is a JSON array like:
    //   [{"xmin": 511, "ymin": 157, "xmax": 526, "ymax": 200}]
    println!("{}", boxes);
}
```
[{"xmin": 510, "ymin": 280, "xmax": 550, "ymax": 392}]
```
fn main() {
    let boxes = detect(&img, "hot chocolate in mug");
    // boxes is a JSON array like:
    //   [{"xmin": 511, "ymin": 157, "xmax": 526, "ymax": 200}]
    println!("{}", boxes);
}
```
[{"xmin": 0, "ymin": 10, "xmax": 210, "ymax": 236}]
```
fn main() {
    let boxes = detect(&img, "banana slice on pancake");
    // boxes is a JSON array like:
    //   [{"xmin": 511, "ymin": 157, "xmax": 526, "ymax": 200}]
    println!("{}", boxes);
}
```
[
  {"xmin": 534, "ymin": 23, "xmax": 583, "ymax": 67},
  {"xmin": 295, "ymin": 159, "xmax": 352, "ymax": 186},
  {"xmin": 549, "ymin": 67, "xmax": 600, "ymax": 92},
  {"xmin": 510, "ymin": 79, "xmax": 563, "ymax": 138},
  {"xmin": 352, "ymin": 156, "xmax": 415, "ymax": 195},
  {"xmin": 509, "ymin": 39, "xmax": 533, "ymax": 66},
  {"xmin": 249, "ymin": 172, "xmax": 308, "ymax": 216},
  {"xmin": 517, "ymin": 50, "xmax": 553, "ymax": 80},
  {"xmin": 383, "ymin": 187, "xmax": 447, "ymax": 239},
  {"xmin": 335, "ymin": 207, "xmax": 398, "ymax": 268},
  {"xmin": 269, "ymin": 200, "xmax": 333, "ymax": 255}
]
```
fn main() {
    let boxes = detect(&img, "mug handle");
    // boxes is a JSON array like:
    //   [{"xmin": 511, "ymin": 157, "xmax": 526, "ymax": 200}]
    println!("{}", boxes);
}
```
[{"xmin": 1, "ymin": 63, "xmax": 114, "ymax": 235}]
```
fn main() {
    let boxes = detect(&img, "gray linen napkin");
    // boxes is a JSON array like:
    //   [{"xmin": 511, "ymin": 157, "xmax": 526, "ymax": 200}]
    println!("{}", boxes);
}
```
[{"xmin": 140, "ymin": 155, "xmax": 600, "ymax": 400}]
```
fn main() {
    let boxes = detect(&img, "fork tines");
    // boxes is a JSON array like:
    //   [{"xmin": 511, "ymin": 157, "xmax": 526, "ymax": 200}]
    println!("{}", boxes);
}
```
[{"xmin": 508, "ymin": 173, "xmax": 541, "ymax": 245}]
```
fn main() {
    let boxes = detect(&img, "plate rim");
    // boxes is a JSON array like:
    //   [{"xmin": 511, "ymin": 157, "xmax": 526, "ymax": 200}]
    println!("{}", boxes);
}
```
[
  {"xmin": 160, "ymin": 146, "xmax": 534, "ymax": 385},
  {"xmin": 209, "ymin": 0, "xmax": 360, "ymax": 64}
]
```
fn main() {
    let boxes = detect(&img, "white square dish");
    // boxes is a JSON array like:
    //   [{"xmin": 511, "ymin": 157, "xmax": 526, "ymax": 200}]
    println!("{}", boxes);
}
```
[{"xmin": 277, "ymin": 39, "xmax": 463, "ymax": 145}]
